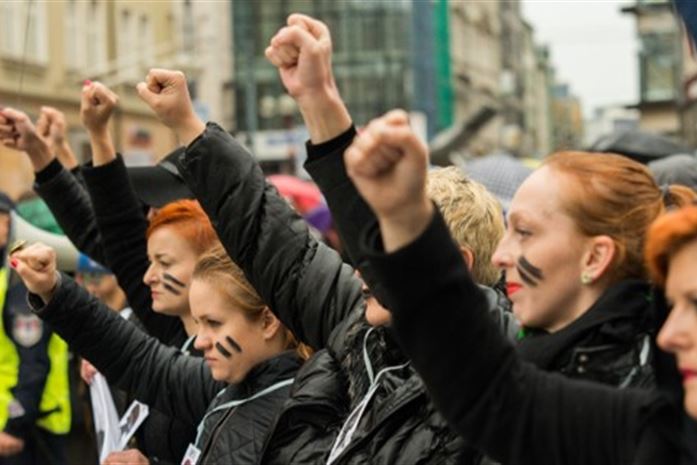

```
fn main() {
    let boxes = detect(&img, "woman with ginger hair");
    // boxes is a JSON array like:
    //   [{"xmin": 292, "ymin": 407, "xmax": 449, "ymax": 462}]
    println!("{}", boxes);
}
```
[
  {"xmin": 339, "ymin": 109, "xmax": 697, "ymax": 463},
  {"xmin": 646, "ymin": 205, "xmax": 697, "ymax": 422},
  {"xmin": 10, "ymin": 242, "xmax": 308, "ymax": 465}
]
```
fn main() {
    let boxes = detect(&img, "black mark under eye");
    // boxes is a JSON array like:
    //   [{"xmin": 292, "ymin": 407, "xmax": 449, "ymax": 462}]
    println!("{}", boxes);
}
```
[
  {"xmin": 361, "ymin": 287, "xmax": 373, "ymax": 300},
  {"xmin": 215, "ymin": 342, "xmax": 232, "ymax": 358},
  {"xmin": 226, "ymin": 336, "xmax": 243, "ymax": 353}
]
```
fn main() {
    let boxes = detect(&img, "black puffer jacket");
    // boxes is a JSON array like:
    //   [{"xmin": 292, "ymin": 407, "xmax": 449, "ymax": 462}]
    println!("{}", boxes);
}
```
[
  {"xmin": 362, "ymin": 210, "xmax": 682, "ymax": 465},
  {"xmin": 34, "ymin": 158, "xmax": 196, "ymax": 464},
  {"xmin": 28, "ymin": 276, "xmax": 302, "ymax": 465},
  {"xmin": 176, "ymin": 124, "xmax": 515, "ymax": 464}
]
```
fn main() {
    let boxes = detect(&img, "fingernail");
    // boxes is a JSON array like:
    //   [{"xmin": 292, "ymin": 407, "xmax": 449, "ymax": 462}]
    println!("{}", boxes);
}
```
[
  {"xmin": 10, "ymin": 259, "xmax": 17, "ymax": 268},
  {"xmin": 83, "ymin": 79, "xmax": 92, "ymax": 87}
]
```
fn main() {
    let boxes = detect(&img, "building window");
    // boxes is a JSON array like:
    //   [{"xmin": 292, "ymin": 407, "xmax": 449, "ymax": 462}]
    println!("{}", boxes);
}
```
[
  {"xmin": 1, "ymin": 1, "xmax": 47, "ymax": 63},
  {"xmin": 640, "ymin": 32, "xmax": 679, "ymax": 102}
]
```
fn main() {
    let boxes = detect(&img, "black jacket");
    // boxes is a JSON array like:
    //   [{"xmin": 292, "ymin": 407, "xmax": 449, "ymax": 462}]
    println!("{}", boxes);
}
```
[
  {"xmin": 363, "ymin": 210, "xmax": 682, "ymax": 465},
  {"xmin": 28, "ymin": 276, "xmax": 302, "ymax": 465},
  {"xmin": 175, "ymin": 123, "xmax": 513, "ymax": 464},
  {"xmin": 34, "ymin": 158, "xmax": 196, "ymax": 464},
  {"xmin": 517, "ymin": 280, "xmax": 655, "ymax": 388}
]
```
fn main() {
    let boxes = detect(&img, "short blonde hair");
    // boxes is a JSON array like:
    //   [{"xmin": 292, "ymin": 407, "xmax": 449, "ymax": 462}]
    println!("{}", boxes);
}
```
[{"xmin": 426, "ymin": 167, "xmax": 504, "ymax": 286}]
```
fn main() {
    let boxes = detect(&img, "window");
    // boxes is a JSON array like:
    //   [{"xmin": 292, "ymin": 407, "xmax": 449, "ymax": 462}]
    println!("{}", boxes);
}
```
[
  {"xmin": 1, "ymin": 1, "xmax": 47, "ymax": 63},
  {"xmin": 640, "ymin": 32, "xmax": 679, "ymax": 102}
]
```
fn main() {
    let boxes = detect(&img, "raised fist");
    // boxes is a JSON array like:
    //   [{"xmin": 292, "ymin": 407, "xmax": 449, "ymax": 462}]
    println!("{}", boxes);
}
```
[
  {"xmin": 10, "ymin": 242, "xmax": 59, "ymax": 303},
  {"xmin": 80, "ymin": 81, "xmax": 119, "ymax": 135}
]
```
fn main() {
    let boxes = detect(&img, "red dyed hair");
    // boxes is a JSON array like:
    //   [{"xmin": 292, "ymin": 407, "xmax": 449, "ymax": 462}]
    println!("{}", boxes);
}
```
[
  {"xmin": 544, "ymin": 151, "xmax": 697, "ymax": 282},
  {"xmin": 146, "ymin": 200, "xmax": 219, "ymax": 255},
  {"xmin": 645, "ymin": 205, "xmax": 697, "ymax": 287}
]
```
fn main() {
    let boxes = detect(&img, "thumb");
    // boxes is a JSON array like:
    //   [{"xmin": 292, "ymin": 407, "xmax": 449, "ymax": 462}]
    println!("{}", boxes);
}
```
[
  {"xmin": 1, "ymin": 107, "xmax": 26, "ymax": 124},
  {"xmin": 12, "ymin": 259, "xmax": 43, "ymax": 289},
  {"xmin": 136, "ymin": 82, "xmax": 159, "ymax": 109}
]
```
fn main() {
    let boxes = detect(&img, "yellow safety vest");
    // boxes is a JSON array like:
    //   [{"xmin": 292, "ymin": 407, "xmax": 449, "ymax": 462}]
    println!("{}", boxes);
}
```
[{"xmin": 0, "ymin": 267, "xmax": 71, "ymax": 434}]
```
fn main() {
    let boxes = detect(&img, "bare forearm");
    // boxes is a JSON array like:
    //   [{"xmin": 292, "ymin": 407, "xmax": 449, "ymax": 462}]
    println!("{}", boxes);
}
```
[
  {"xmin": 55, "ymin": 141, "xmax": 78, "ymax": 170},
  {"xmin": 297, "ymin": 90, "xmax": 352, "ymax": 145},
  {"xmin": 175, "ymin": 117, "xmax": 206, "ymax": 148},
  {"xmin": 378, "ymin": 199, "xmax": 434, "ymax": 253},
  {"xmin": 88, "ymin": 130, "xmax": 116, "ymax": 166}
]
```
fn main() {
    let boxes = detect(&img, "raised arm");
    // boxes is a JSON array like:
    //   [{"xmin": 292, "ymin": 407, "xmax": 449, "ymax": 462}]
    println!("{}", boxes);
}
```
[
  {"xmin": 10, "ymin": 244, "xmax": 219, "ymax": 425},
  {"xmin": 0, "ymin": 107, "xmax": 105, "ymax": 263},
  {"xmin": 265, "ymin": 15, "xmax": 391, "ymax": 293},
  {"xmin": 136, "ymin": 69, "xmax": 363, "ymax": 350},
  {"xmin": 345, "ymin": 112, "xmax": 677, "ymax": 465},
  {"xmin": 79, "ymin": 82, "xmax": 186, "ymax": 345}
]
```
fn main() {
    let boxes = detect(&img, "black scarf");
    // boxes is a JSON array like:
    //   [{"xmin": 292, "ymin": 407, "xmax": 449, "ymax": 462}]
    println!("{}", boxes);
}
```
[{"xmin": 516, "ymin": 280, "xmax": 655, "ymax": 370}]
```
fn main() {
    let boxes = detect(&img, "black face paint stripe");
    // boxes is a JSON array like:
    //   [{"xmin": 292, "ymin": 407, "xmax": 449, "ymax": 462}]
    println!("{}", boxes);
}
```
[
  {"xmin": 215, "ymin": 342, "xmax": 232, "ymax": 358},
  {"xmin": 162, "ymin": 283, "xmax": 183, "ymax": 295},
  {"xmin": 163, "ymin": 273, "xmax": 186, "ymax": 288},
  {"xmin": 517, "ymin": 267, "xmax": 538, "ymax": 287},
  {"xmin": 225, "ymin": 336, "xmax": 242, "ymax": 353},
  {"xmin": 518, "ymin": 256, "xmax": 543, "ymax": 280}
]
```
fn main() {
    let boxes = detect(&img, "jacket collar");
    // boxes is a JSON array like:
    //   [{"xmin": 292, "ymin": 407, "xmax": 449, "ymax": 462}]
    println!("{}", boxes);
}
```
[
  {"xmin": 517, "ymin": 280, "xmax": 653, "ymax": 370},
  {"xmin": 220, "ymin": 351, "xmax": 302, "ymax": 401}
]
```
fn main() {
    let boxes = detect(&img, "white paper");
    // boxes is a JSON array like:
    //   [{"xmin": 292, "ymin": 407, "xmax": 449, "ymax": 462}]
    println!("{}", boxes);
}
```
[{"xmin": 89, "ymin": 373, "xmax": 121, "ymax": 463}]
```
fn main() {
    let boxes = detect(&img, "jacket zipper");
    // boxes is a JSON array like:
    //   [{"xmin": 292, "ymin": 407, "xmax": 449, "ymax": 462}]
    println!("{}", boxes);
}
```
[
  {"xmin": 329, "ymin": 387, "xmax": 425, "ymax": 464},
  {"xmin": 198, "ymin": 406, "xmax": 237, "ymax": 463}
]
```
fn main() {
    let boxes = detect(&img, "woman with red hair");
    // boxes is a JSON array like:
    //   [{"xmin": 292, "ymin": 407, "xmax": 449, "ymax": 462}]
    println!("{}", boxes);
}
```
[
  {"xmin": 340, "ymin": 111, "xmax": 697, "ymax": 463},
  {"xmin": 646, "ymin": 205, "xmax": 697, "ymax": 420}
]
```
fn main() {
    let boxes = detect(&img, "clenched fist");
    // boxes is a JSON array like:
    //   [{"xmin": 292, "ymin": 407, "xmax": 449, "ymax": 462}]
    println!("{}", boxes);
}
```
[
  {"xmin": 10, "ymin": 242, "xmax": 59, "ymax": 303},
  {"xmin": 136, "ymin": 69, "xmax": 204, "ymax": 145},
  {"xmin": 80, "ymin": 81, "xmax": 119, "ymax": 135}
]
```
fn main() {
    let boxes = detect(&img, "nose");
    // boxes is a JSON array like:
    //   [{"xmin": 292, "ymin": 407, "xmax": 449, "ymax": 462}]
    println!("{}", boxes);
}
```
[
  {"xmin": 143, "ymin": 263, "xmax": 158, "ymax": 286},
  {"xmin": 657, "ymin": 305, "xmax": 692, "ymax": 354},
  {"xmin": 194, "ymin": 329, "xmax": 212, "ymax": 352},
  {"xmin": 491, "ymin": 233, "xmax": 514, "ymax": 269}
]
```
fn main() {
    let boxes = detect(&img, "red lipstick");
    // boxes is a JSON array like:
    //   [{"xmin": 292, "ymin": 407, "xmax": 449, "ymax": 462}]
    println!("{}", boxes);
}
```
[
  {"xmin": 680, "ymin": 369, "xmax": 697, "ymax": 382},
  {"xmin": 506, "ymin": 282, "xmax": 522, "ymax": 296}
]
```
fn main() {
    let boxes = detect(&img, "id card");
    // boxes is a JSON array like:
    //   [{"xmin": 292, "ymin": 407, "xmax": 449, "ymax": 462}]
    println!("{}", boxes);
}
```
[
  {"xmin": 181, "ymin": 443, "xmax": 202, "ymax": 465},
  {"xmin": 117, "ymin": 401, "xmax": 150, "ymax": 450}
]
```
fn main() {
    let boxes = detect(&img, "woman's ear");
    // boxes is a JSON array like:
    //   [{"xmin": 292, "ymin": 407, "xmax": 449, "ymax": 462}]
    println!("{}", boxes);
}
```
[
  {"xmin": 260, "ymin": 306, "xmax": 282, "ymax": 340},
  {"xmin": 459, "ymin": 246, "xmax": 475, "ymax": 272},
  {"xmin": 582, "ymin": 235, "xmax": 616, "ymax": 284}
]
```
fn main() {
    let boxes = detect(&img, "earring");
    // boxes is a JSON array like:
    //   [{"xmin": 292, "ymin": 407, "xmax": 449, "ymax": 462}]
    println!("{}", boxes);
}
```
[{"xmin": 581, "ymin": 272, "xmax": 592, "ymax": 285}]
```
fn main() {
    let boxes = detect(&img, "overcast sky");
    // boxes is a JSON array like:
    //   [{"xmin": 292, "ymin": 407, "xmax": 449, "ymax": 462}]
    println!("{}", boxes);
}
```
[{"xmin": 521, "ymin": 0, "xmax": 639, "ymax": 118}]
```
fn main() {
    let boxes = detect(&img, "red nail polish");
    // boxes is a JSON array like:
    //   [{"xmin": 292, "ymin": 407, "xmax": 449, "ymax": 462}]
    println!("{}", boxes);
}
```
[
  {"xmin": 83, "ymin": 79, "xmax": 92, "ymax": 87},
  {"xmin": 10, "ymin": 259, "xmax": 17, "ymax": 268}
]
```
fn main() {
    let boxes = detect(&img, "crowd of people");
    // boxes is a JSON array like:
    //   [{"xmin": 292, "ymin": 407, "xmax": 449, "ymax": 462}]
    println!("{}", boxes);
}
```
[{"xmin": 0, "ymin": 10, "xmax": 697, "ymax": 465}]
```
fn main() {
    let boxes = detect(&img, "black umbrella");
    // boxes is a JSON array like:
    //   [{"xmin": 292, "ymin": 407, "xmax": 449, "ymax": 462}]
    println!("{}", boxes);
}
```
[{"xmin": 588, "ymin": 129, "xmax": 692, "ymax": 164}]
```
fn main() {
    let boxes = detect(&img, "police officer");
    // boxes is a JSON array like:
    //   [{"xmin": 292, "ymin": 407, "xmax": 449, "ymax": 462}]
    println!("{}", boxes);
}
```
[{"xmin": 0, "ymin": 192, "xmax": 70, "ymax": 465}]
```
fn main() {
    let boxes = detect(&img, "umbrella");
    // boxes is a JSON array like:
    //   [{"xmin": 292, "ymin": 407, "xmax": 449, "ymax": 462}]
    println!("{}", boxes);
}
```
[
  {"xmin": 588, "ymin": 130, "xmax": 692, "ymax": 164},
  {"xmin": 267, "ymin": 174, "xmax": 332, "ymax": 233}
]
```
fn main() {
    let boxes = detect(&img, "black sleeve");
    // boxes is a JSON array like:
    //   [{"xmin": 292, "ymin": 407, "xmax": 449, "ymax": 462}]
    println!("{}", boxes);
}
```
[
  {"xmin": 29, "ymin": 275, "xmax": 220, "ymax": 425},
  {"xmin": 81, "ymin": 156, "xmax": 186, "ymax": 346},
  {"xmin": 176, "ymin": 123, "xmax": 363, "ymax": 350},
  {"xmin": 362, "ymin": 211, "xmax": 676, "ymax": 465},
  {"xmin": 2, "ymin": 282, "xmax": 50, "ymax": 438},
  {"xmin": 304, "ymin": 126, "xmax": 393, "ymax": 298},
  {"xmin": 33, "ymin": 158, "xmax": 106, "ymax": 264}
]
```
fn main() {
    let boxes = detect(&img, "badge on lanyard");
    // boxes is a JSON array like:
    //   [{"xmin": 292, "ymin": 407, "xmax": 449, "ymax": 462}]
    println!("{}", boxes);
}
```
[{"xmin": 181, "ymin": 443, "xmax": 202, "ymax": 465}]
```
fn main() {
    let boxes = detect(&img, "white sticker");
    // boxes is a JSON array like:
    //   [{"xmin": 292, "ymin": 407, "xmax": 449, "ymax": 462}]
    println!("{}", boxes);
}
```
[
  {"xmin": 12, "ymin": 314, "xmax": 43, "ymax": 348},
  {"xmin": 7, "ymin": 399, "xmax": 25, "ymax": 419},
  {"xmin": 181, "ymin": 443, "xmax": 202, "ymax": 465},
  {"xmin": 117, "ymin": 401, "xmax": 150, "ymax": 450}
]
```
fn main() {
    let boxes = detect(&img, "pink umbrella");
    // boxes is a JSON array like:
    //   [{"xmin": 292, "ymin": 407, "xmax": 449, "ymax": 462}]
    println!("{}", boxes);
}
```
[{"xmin": 267, "ymin": 175, "xmax": 332, "ymax": 234}]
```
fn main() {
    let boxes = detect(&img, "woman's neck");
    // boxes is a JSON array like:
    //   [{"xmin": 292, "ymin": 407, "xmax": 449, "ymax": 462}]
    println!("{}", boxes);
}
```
[
  {"xmin": 180, "ymin": 313, "xmax": 198, "ymax": 337},
  {"xmin": 545, "ymin": 286, "xmax": 605, "ymax": 333}
]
